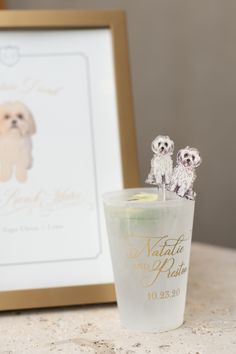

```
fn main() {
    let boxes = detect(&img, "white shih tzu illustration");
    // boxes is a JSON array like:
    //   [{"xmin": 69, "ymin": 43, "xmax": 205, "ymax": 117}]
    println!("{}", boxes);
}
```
[
  {"xmin": 0, "ymin": 101, "xmax": 36, "ymax": 182},
  {"xmin": 146, "ymin": 135, "xmax": 174, "ymax": 186},
  {"xmin": 168, "ymin": 146, "xmax": 202, "ymax": 200}
]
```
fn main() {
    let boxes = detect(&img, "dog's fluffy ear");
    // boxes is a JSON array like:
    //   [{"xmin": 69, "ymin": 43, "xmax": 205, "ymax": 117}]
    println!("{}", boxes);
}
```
[
  {"xmin": 27, "ymin": 109, "xmax": 36, "ymax": 135},
  {"xmin": 189, "ymin": 147, "xmax": 202, "ymax": 168},
  {"xmin": 177, "ymin": 149, "xmax": 183, "ymax": 164},
  {"xmin": 169, "ymin": 139, "xmax": 174, "ymax": 154},
  {"xmin": 194, "ymin": 152, "xmax": 202, "ymax": 167},
  {"xmin": 13, "ymin": 101, "xmax": 36, "ymax": 135},
  {"xmin": 0, "ymin": 103, "xmax": 7, "ymax": 134},
  {"xmin": 164, "ymin": 136, "xmax": 174, "ymax": 154},
  {"xmin": 151, "ymin": 136, "xmax": 160, "ymax": 153},
  {"xmin": 0, "ymin": 105, "xmax": 4, "ymax": 127},
  {"xmin": 151, "ymin": 142, "xmax": 157, "ymax": 153}
]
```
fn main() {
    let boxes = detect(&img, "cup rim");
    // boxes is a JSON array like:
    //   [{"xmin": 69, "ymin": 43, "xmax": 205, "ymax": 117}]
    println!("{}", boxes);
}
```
[{"xmin": 103, "ymin": 187, "xmax": 194, "ymax": 208}]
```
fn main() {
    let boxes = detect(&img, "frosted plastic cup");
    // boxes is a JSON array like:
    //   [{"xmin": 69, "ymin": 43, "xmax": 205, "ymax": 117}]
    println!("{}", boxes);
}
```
[{"xmin": 103, "ymin": 188, "xmax": 195, "ymax": 332}]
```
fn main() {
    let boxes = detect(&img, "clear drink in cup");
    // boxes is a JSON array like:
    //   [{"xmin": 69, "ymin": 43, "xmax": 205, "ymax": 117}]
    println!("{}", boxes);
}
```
[{"xmin": 103, "ymin": 188, "xmax": 195, "ymax": 332}]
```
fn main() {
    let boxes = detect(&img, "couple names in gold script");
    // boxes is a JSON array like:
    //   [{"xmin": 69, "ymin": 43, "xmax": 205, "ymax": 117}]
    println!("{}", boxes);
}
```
[{"xmin": 128, "ymin": 235, "xmax": 189, "ymax": 287}]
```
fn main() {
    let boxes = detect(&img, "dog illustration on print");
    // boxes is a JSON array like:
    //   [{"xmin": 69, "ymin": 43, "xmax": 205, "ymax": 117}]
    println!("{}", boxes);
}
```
[{"xmin": 0, "ymin": 101, "xmax": 36, "ymax": 182}]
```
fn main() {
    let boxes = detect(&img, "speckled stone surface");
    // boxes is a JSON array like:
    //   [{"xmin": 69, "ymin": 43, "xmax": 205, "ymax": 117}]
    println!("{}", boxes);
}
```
[{"xmin": 0, "ymin": 243, "xmax": 235, "ymax": 354}]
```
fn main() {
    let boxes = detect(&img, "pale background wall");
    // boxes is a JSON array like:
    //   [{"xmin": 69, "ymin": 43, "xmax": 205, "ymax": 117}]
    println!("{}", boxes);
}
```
[{"xmin": 5, "ymin": 0, "xmax": 236, "ymax": 249}]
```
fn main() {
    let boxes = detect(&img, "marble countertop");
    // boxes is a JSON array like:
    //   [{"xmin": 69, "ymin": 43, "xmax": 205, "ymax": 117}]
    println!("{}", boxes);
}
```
[{"xmin": 0, "ymin": 243, "xmax": 235, "ymax": 354}]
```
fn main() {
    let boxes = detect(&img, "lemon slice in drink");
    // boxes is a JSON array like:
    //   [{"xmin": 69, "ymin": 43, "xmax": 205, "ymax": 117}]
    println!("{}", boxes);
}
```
[{"xmin": 127, "ymin": 193, "xmax": 158, "ymax": 202}]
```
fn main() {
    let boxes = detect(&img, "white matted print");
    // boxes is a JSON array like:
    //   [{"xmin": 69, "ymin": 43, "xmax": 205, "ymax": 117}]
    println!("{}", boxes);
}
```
[{"xmin": 0, "ymin": 29, "xmax": 123, "ymax": 291}]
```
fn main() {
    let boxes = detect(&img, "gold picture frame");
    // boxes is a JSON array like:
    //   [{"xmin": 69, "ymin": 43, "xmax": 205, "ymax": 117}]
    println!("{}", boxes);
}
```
[{"xmin": 0, "ymin": 10, "xmax": 139, "ymax": 311}]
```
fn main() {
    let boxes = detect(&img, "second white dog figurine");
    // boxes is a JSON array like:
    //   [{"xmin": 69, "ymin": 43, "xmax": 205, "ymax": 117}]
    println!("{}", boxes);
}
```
[
  {"xmin": 146, "ymin": 135, "xmax": 174, "ymax": 186},
  {"xmin": 0, "ymin": 101, "xmax": 36, "ymax": 182},
  {"xmin": 168, "ymin": 146, "xmax": 202, "ymax": 200}
]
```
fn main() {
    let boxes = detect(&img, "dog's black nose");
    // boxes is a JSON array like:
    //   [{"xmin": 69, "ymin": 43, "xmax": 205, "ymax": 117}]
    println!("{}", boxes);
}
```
[
  {"xmin": 161, "ymin": 146, "xmax": 164, "ymax": 151},
  {"xmin": 187, "ymin": 158, "xmax": 191, "ymax": 163},
  {"xmin": 12, "ymin": 120, "xmax": 17, "ymax": 125}
]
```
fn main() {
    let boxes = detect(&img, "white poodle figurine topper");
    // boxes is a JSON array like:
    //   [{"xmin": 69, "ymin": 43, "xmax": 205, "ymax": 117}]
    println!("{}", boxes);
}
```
[
  {"xmin": 168, "ymin": 146, "xmax": 202, "ymax": 200},
  {"xmin": 146, "ymin": 135, "xmax": 174, "ymax": 187}
]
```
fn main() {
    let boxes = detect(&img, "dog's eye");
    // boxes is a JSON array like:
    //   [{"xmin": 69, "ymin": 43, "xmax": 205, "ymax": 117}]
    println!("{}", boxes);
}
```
[
  {"xmin": 158, "ymin": 142, "xmax": 161, "ymax": 147},
  {"xmin": 4, "ymin": 114, "xmax": 10, "ymax": 120},
  {"xmin": 164, "ymin": 142, "xmax": 168, "ymax": 147},
  {"xmin": 192, "ymin": 155, "xmax": 195, "ymax": 161},
  {"xmin": 184, "ymin": 153, "xmax": 188, "ymax": 158},
  {"xmin": 17, "ymin": 113, "xmax": 23, "ymax": 120}
]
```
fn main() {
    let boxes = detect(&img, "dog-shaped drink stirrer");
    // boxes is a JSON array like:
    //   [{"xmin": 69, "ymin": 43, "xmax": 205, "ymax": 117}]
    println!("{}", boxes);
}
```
[
  {"xmin": 168, "ymin": 146, "xmax": 202, "ymax": 200},
  {"xmin": 146, "ymin": 135, "xmax": 201, "ymax": 201},
  {"xmin": 146, "ymin": 135, "xmax": 174, "ymax": 201}
]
